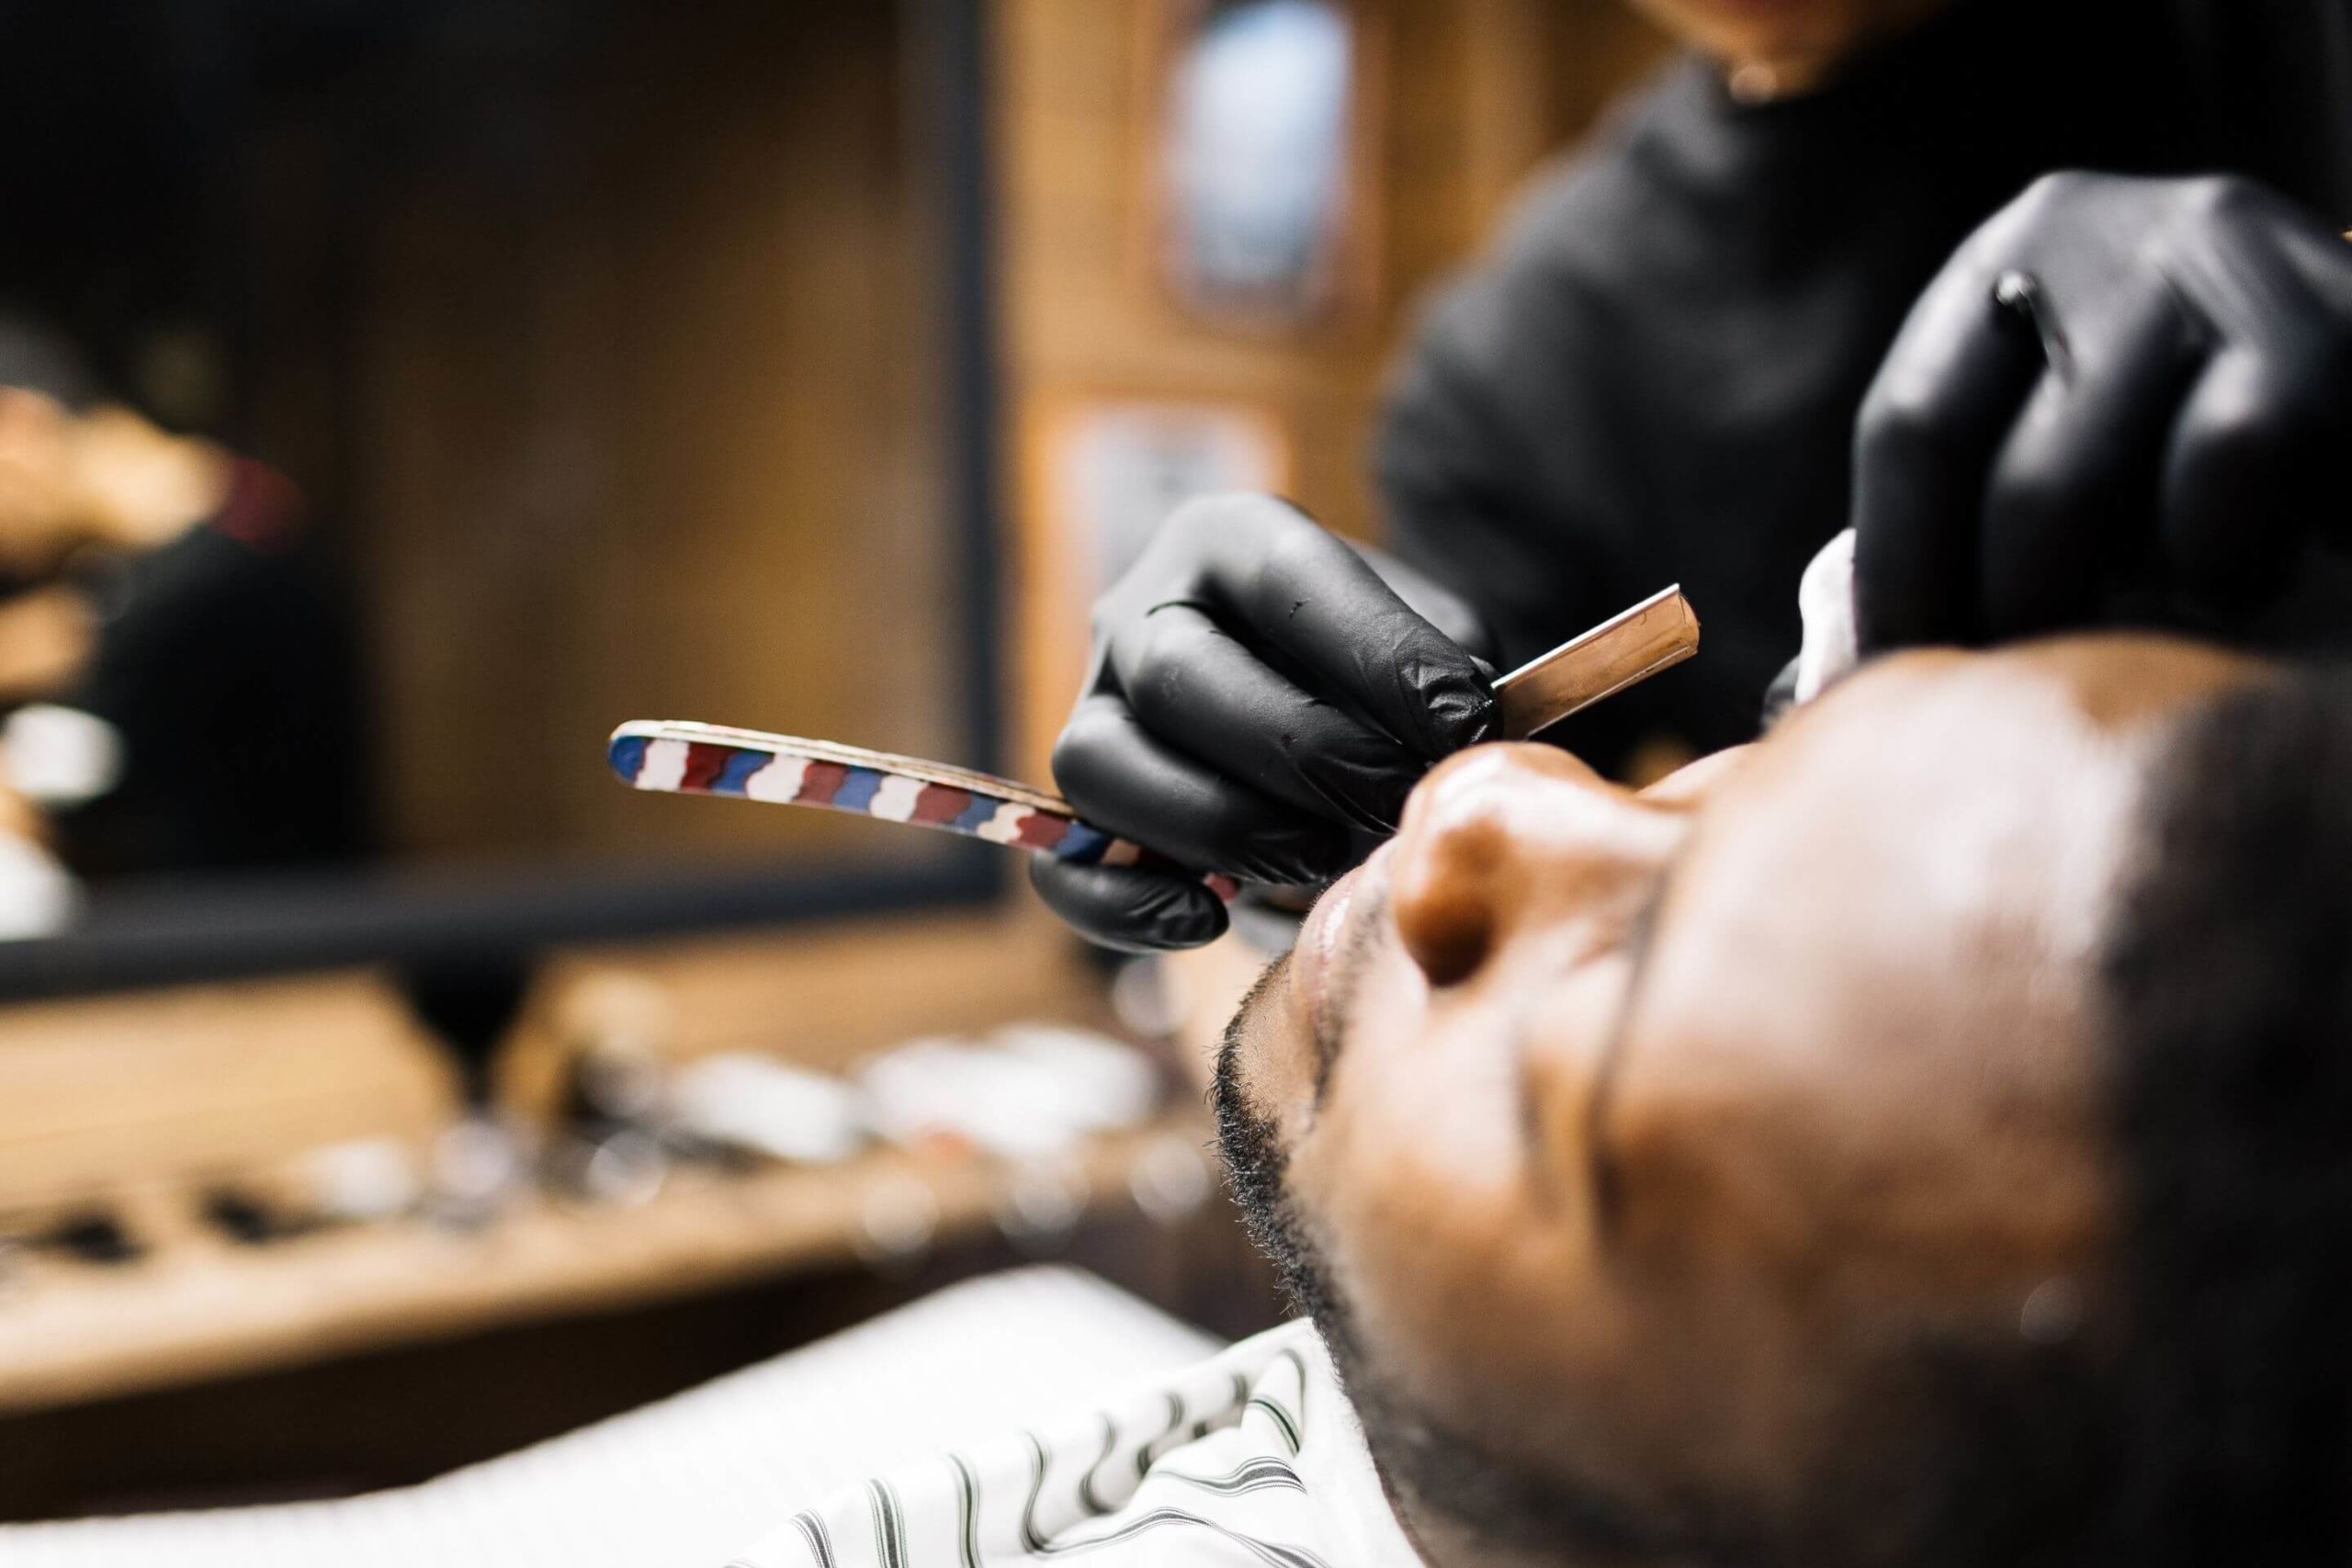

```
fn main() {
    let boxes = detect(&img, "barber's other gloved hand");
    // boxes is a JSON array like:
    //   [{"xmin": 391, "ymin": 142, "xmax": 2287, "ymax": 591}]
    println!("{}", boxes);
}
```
[
  {"xmin": 1033, "ymin": 493, "xmax": 1498, "ymax": 952},
  {"xmin": 1854, "ymin": 172, "xmax": 2352, "ymax": 651}
]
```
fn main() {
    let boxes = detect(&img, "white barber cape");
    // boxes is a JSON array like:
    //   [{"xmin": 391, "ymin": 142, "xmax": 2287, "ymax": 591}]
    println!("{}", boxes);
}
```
[
  {"xmin": 0, "ymin": 1269, "xmax": 1415, "ymax": 1568},
  {"xmin": 734, "ymin": 1319, "xmax": 1423, "ymax": 1568}
]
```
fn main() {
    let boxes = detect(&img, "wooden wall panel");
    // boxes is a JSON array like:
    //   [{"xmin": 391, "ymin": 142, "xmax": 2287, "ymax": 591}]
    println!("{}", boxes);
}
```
[
  {"xmin": 995, "ymin": 0, "xmax": 1669, "ymax": 779},
  {"xmin": 354, "ymin": 3, "xmax": 960, "ymax": 871}
]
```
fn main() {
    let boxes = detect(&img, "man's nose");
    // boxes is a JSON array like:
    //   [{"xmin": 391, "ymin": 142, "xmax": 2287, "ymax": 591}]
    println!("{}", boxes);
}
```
[{"xmin": 1390, "ymin": 744, "xmax": 1684, "ymax": 988}]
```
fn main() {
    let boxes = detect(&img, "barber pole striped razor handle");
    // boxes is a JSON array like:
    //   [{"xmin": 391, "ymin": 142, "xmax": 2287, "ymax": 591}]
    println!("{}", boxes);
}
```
[{"xmin": 607, "ymin": 721, "xmax": 1238, "ymax": 900}]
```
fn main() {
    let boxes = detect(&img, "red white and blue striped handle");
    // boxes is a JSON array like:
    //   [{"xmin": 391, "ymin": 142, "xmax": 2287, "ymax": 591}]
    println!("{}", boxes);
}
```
[{"xmin": 607, "ymin": 721, "xmax": 1238, "ymax": 899}]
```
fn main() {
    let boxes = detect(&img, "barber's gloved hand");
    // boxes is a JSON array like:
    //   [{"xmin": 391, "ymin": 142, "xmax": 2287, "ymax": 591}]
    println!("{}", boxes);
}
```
[
  {"xmin": 1032, "ymin": 493, "xmax": 1498, "ymax": 952},
  {"xmin": 1853, "ymin": 172, "xmax": 2352, "ymax": 651}
]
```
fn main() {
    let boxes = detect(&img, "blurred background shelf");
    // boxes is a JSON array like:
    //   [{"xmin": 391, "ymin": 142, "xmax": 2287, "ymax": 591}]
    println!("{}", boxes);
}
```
[{"xmin": 0, "ymin": 1115, "xmax": 1207, "ymax": 1416}]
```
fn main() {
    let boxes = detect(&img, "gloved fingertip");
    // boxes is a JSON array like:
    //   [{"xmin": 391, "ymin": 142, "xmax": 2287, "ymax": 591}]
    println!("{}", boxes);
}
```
[
  {"xmin": 1089, "ymin": 887, "xmax": 1228, "ymax": 953},
  {"xmin": 1148, "ymin": 893, "xmax": 1230, "ymax": 951},
  {"xmin": 1028, "ymin": 855, "xmax": 1229, "ymax": 953},
  {"xmin": 1419, "ymin": 670, "xmax": 1501, "ymax": 754}
]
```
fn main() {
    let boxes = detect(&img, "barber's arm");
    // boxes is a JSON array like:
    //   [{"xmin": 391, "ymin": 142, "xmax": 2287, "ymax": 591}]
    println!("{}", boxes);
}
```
[
  {"xmin": 1853, "ymin": 172, "xmax": 2352, "ymax": 651},
  {"xmin": 1031, "ymin": 494, "xmax": 1498, "ymax": 952}
]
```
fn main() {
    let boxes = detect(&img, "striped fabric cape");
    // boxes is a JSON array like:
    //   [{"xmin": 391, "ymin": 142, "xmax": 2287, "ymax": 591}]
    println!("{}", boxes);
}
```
[{"xmin": 734, "ymin": 1320, "xmax": 1422, "ymax": 1568}]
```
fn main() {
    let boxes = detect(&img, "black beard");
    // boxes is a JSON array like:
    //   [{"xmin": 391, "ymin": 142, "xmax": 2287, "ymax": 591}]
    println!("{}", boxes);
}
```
[{"xmin": 1211, "ymin": 961, "xmax": 1345, "ymax": 1328}]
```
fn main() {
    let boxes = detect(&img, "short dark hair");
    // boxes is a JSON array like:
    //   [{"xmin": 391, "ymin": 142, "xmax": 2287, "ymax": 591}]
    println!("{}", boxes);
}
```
[
  {"xmin": 2099, "ymin": 663, "xmax": 2352, "ymax": 1564},
  {"xmin": 1214, "ymin": 663, "xmax": 2352, "ymax": 1567}
]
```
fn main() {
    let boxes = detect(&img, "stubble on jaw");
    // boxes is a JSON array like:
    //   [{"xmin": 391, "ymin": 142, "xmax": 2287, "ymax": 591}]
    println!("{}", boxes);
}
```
[{"xmin": 1211, "ymin": 953, "xmax": 1338, "ymax": 1320}]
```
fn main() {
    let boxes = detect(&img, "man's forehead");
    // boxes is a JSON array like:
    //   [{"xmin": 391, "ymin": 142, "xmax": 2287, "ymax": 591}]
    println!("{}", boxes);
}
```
[
  {"xmin": 1789, "ymin": 637, "xmax": 2261, "ymax": 749},
  {"xmin": 1706, "ymin": 641, "xmax": 2260, "ymax": 899},
  {"xmin": 1694, "ymin": 649, "xmax": 2152, "ymax": 921},
  {"xmin": 1588, "ymin": 645, "xmax": 2221, "ymax": 1254}
]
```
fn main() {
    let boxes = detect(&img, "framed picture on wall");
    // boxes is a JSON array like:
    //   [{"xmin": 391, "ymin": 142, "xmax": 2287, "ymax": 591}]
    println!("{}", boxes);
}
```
[
  {"xmin": 1040, "ymin": 398, "xmax": 1293, "ymax": 593},
  {"xmin": 1136, "ymin": 0, "xmax": 1385, "ymax": 335},
  {"xmin": 1016, "ymin": 395, "xmax": 1294, "ymax": 773}
]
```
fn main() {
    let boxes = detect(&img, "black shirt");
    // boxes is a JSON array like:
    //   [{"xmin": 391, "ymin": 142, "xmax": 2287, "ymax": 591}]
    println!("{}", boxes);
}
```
[{"xmin": 1377, "ymin": 0, "xmax": 2352, "ymax": 772}]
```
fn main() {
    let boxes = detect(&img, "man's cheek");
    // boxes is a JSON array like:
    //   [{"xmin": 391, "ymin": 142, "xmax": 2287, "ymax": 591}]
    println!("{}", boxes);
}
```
[
  {"xmin": 1296, "ymin": 1010, "xmax": 1543, "ymax": 1316},
  {"xmin": 1317, "ymin": 962, "xmax": 1526, "ymax": 1181},
  {"xmin": 1306, "ymin": 1125, "xmax": 1616, "ymax": 1436}
]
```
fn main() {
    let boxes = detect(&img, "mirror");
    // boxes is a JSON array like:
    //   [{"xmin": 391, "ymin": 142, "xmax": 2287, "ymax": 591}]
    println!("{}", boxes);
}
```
[{"xmin": 0, "ymin": 0, "xmax": 1002, "ymax": 995}]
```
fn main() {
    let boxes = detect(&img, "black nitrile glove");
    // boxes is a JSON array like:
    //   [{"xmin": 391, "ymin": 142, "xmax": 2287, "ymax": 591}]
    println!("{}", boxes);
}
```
[
  {"xmin": 1031, "ymin": 493, "xmax": 1498, "ymax": 952},
  {"xmin": 1853, "ymin": 172, "xmax": 2352, "ymax": 652}
]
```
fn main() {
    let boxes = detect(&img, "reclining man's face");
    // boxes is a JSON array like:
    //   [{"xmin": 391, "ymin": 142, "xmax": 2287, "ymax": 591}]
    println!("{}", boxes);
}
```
[{"xmin": 1215, "ymin": 637, "xmax": 2256, "ymax": 1568}]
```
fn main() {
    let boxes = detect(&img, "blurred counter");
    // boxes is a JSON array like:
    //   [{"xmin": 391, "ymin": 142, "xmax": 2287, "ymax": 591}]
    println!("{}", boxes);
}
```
[{"xmin": 0, "ymin": 909, "xmax": 1227, "ymax": 1420}]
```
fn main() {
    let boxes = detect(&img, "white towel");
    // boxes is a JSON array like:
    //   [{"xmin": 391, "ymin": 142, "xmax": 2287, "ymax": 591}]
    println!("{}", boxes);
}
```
[{"xmin": 1792, "ymin": 528, "xmax": 1860, "ymax": 707}]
